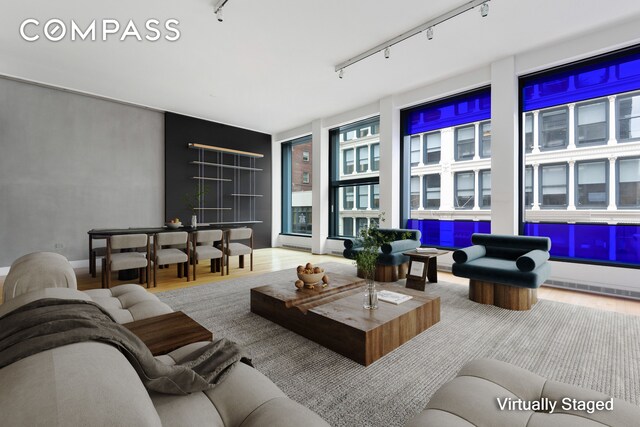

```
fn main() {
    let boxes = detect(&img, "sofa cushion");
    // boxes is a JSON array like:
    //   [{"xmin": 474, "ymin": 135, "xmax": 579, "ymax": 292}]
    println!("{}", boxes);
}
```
[
  {"xmin": 0, "ymin": 342, "xmax": 162, "ymax": 427},
  {"xmin": 84, "ymin": 284, "xmax": 173, "ymax": 323},
  {"xmin": 0, "ymin": 287, "xmax": 91, "ymax": 319},
  {"xmin": 452, "ymin": 257, "xmax": 550, "ymax": 288},
  {"xmin": 3, "ymin": 252, "xmax": 77, "ymax": 302},
  {"xmin": 516, "ymin": 249, "xmax": 550, "ymax": 272},
  {"xmin": 472, "ymin": 234, "xmax": 551, "ymax": 252}
]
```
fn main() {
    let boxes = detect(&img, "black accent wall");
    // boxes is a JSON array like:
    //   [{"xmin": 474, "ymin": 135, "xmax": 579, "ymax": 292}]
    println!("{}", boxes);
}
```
[{"xmin": 165, "ymin": 112, "xmax": 272, "ymax": 248}]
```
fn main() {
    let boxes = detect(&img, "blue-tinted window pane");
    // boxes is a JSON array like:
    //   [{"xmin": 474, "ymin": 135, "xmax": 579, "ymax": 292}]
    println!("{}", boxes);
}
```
[
  {"xmin": 523, "ymin": 51, "xmax": 640, "ymax": 111},
  {"xmin": 406, "ymin": 88, "xmax": 491, "ymax": 134},
  {"xmin": 523, "ymin": 222, "xmax": 640, "ymax": 265},
  {"xmin": 407, "ymin": 219, "xmax": 490, "ymax": 248}
]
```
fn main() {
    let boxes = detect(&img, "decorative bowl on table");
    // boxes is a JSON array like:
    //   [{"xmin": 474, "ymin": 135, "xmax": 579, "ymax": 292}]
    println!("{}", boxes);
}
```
[
  {"xmin": 295, "ymin": 263, "xmax": 329, "ymax": 290},
  {"xmin": 166, "ymin": 222, "xmax": 182, "ymax": 229}
]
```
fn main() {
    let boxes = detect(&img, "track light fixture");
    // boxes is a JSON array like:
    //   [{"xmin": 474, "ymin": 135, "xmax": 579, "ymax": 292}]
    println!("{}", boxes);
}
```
[
  {"xmin": 338, "ymin": 69, "xmax": 344, "ymax": 79},
  {"xmin": 214, "ymin": 0, "xmax": 230, "ymax": 22},
  {"xmin": 334, "ymin": 0, "xmax": 491, "ymax": 74},
  {"xmin": 480, "ymin": 2, "xmax": 489, "ymax": 17}
]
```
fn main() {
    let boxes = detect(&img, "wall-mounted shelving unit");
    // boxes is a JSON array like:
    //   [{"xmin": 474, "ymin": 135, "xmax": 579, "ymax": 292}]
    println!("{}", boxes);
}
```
[{"xmin": 188, "ymin": 142, "xmax": 262, "ymax": 226}]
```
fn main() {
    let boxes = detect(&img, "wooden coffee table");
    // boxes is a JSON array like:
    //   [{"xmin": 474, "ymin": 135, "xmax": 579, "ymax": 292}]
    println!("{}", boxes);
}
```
[
  {"xmin": 124, "ymin": 311, "xmax": 213, "ymax": 356},
  {"xmin": 250, "ymin": 273, "xmax": 440, "ymax": 366}
]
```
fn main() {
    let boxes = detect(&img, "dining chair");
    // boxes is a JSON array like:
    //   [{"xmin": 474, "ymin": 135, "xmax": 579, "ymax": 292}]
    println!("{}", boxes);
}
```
[
  {"xmin": 192, "ymin": 230, "xmax": 224, "ymax": 280},
  {"xmin": 153, "ymin": 231, "xmax": 190, "ymax": 287},
  {"xmin": 222, "ymin": 228, "xmax": 253, "ymax": 275},
  {"xmin": 102, "ymin": 234, "xmax": 150, "ymax": 288}
]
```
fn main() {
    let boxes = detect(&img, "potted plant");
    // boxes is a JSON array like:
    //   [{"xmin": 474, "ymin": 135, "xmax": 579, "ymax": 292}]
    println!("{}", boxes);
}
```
[
  {"xmin": 184, "ymin": 185, "xmax": 208, "ymax": 228},
  {"xmin": 354, "ymin": 216, "xmax": 385, "ymax": 309}
]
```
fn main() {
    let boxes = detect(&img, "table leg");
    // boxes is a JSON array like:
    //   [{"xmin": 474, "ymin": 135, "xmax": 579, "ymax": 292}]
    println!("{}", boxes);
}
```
[{"xmin": 427, "ymin": 257, "xmax": 438, "ymax": 283}]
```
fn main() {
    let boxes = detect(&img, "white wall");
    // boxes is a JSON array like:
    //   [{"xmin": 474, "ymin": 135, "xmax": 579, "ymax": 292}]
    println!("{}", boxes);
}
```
[{"xmin": 272, "ymin": 18, "xmax": 640, "ymax": 290}]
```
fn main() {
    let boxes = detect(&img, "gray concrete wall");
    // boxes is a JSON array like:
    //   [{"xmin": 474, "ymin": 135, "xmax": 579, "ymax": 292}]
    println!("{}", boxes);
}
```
[{"xmin": 0, "ymin": 77, "xmax": 164, "ymax": 267}]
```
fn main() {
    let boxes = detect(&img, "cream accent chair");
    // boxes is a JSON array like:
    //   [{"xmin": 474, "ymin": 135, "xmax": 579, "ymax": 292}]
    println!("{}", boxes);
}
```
[
  {"xmin": 103, "ymin": 234, "xmax": 150, "ymax": 288},
  {"xmin": 223, "ymin": 228, "xmax": 253, "ymax": 275},
  {"xmin": 153, "ymin": 232, "xmax": 190, "ymax": 287},
  {"xmin": 192, "ymin": 230, "xmax": 224, "ymax": 280}
]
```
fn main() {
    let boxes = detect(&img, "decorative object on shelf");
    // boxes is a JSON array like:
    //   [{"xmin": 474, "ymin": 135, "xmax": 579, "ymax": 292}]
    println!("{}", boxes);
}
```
[
  {"xmin": 184, "ymin": 185, "xmax": 208, "ymax": 229},
  {"xmin": 295, "ymin": 263, "xmax": 328, "ymax": 289}
]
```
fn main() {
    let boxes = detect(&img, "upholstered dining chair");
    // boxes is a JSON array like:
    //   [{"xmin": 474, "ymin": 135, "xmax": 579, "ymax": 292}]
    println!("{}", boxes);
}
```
[
  {"xmin": 102, "ymin": 234, "xmax": 150, "ymax": 289},
  {"xmin": 222, "ymin": 228, "xmax": 253, "ymax": 275},
  {"xmin": 153, "ymin": 231, "xmax": 190, "ymax": 287},
  {"xmin": 192, "ymin": 230, "xmax": 224, "ymax": 280}
]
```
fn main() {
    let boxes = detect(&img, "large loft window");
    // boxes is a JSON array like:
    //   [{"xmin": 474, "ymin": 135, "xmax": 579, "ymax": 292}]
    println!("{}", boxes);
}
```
[
  {"xmin": 330, "ymin": 117, "xmax": 380, "ymax": 237},
  {"xmin": 281, "ymin": 135, "xmax": 312, "ymax": 235},
  {"xmin": 576, "ymin": 99, "xmax": 608, "ymax": 146},
  {"xmin": 402, "ymin": 87, "xmax": 491, "ymax": 248},
  {"xmin": 521, "ymin": 45, "xmax": 640, "ymax": 266},
  {"xmin": 576, "ymin": 160, "xmax": 608, "ymax": 208}
]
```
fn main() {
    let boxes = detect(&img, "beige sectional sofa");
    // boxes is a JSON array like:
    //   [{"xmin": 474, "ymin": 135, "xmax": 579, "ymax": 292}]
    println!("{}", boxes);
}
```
[{"xmin": 0, "ymin": 252, "xmax": 329, "ymax": 427}]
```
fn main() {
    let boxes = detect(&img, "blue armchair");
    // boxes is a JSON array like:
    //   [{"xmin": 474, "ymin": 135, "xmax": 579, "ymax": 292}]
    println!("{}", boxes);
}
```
[
  {"xmin": 452, "ymin": 233, "xmax": 551, "ymax": 310},
  {"xmin": 343, "ymin": 228, "xmax": 421, "ymax": 282}
]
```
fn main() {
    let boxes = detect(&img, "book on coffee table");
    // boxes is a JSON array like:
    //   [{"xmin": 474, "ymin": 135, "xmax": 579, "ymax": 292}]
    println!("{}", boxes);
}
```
[
  {"xmin": 415, "ymin": 247, "xmax": 439, "ymax": 254},
  {"xmin": 378, "ymin": 290, "xmax": 413, "ymax": 305}
]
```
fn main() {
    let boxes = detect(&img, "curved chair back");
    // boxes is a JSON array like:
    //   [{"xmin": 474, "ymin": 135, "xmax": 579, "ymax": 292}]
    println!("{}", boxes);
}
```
[
  {"xmin": 196, "ymin": 230, "xmax": 223, "ymax": 244},
  {"xmin": 111, "ymin": 234, "xmax": 148, "ymax": 250},
  {"xmin": 228, "ymin": 228, "xmax": 252, "ymax": 241},
  {"xmin": 157, "ymin": 232, "xmax": 188, "ymax": 246}
]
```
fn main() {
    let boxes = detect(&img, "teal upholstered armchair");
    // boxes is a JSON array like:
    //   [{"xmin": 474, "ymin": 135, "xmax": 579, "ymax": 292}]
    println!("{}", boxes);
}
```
[
  {"xmin": 452, "ymin": 233, "xmax": 551, "ymax": 310},
  {"xmin": 343, "ymin": 228, "xmax": 421, "ymax": 282}
]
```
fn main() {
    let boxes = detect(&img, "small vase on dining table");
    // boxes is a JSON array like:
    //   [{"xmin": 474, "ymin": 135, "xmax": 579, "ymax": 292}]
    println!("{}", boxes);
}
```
[{"xmin": 191, "ymin": 214, "xmax": 198, "ymax": 229}]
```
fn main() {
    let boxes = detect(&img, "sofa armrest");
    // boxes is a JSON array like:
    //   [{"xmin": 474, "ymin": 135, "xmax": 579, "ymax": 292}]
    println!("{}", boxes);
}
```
[
  {"xmin": 516, "ymin": 249, "xmax": 550, "ymax": 272},
  {"xmin": 343, "ymin": 238, "xmax": 363, "ymax": 250},
  {"xmin": 381, "ymin": 239, "xmax": 420, "ymax": 255},
  {"xmin": 452, "ymin": 245, "xmax": 486, "ymax": 263}
]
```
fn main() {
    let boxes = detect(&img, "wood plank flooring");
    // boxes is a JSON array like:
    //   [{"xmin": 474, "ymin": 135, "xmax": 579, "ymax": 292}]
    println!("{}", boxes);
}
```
[{"xmin": 1, "ymin": 248, "xmax": 639, "ymax": 316}]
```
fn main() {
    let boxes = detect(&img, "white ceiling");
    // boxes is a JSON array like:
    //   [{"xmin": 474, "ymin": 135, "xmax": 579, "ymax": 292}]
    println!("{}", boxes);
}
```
[{"xmin": 2, "ymin": 0, "xmax": 640, "ymax": 134}]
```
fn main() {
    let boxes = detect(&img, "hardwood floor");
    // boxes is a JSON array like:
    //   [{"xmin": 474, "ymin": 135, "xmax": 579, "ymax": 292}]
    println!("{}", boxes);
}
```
[{"xmin": 1, "ymin": 248, "xmax": 639, "ymax": 316}]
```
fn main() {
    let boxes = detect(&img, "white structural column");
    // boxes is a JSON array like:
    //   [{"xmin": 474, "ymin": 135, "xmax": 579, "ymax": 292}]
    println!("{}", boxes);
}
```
[
  {"xmin": 608, "ymin": 156, "xmax": 617, "ymax": 210},
  {"xmin": 311, "ymin": 118, "xmax": 329, "ymax": 254},
  {"xmin": 379, "ymin": 95, "xmax": 401, "ymax": 228},
  {"xmin": 490, "ymin": 56, "xmax": 519, "ymax": 234},
  {"xmin": 418, "ymin": 175, "xmax": 424, "ymax": 210},
  {"xmin": 568, "ymin": 160, "xmax": 576, "ymax": 210},
  {"xmin": 608, "ymin": 95, "xmax": 617, "ymax": 145},
  {"xmin": 568, "ymin": 104, "xmax": 576, "ymax": 150},
  {"xmin": 532, "ymin": 163, "xmax": 540, "ymax": 210},
  {"xmin": 270, "ymin": 135, "xmax": 283, "ymax": 247}
]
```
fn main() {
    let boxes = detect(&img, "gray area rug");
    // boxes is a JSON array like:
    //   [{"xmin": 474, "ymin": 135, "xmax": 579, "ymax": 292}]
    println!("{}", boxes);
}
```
[{"xmin": 158, "ymin": 262, "xmax": 640, "ymax": 427}]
